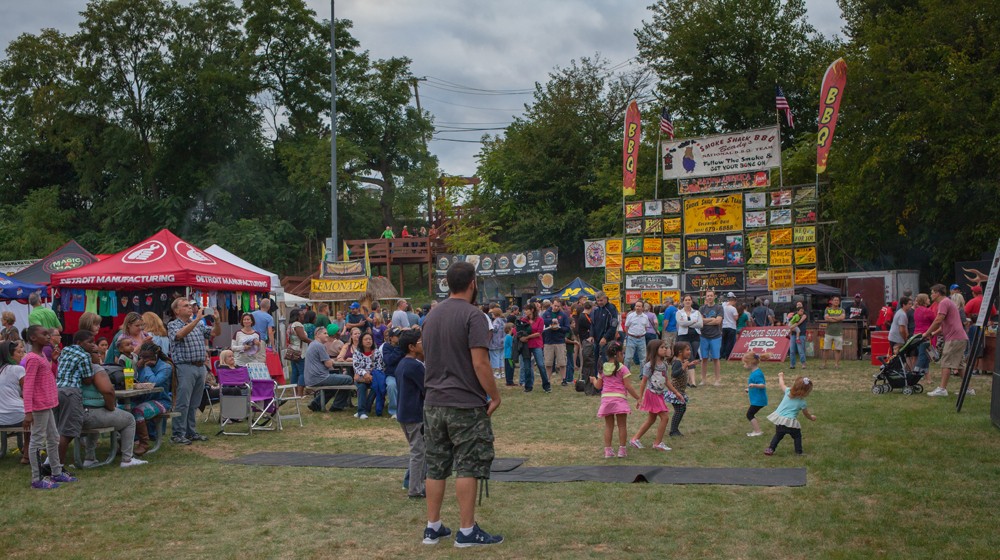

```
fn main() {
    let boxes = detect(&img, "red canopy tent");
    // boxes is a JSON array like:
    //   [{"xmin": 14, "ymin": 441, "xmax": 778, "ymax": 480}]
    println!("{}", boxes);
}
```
[{"xmin": 50, "ymin": 229, "xmax": 270, "ymax": 291}]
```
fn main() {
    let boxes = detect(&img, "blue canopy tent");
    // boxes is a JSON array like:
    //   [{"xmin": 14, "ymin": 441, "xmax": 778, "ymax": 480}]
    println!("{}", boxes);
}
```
[
  {"xmin": 0, "ymin": 272, "xmax": 46, "ymax": 301},
  {"xmin": 538, "ymin": 277, "xmax": 599, "ymax": 302}
]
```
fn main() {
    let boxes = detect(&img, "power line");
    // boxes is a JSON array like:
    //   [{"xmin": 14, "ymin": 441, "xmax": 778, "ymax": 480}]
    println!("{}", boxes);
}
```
[
  {"xmin": 423, "ymin": 82, "xmax": 533, "ymax": 96},
  {"xmin": 430, "ymin": 137, "xmax": 490, "ymax": 143},
  {"xmin": 424, "ymin": 75, "xmax": 534, "ymax": 94},
  {"xmin": 421, "ymin": 94, "xmax": 524, "ymax": 112}
]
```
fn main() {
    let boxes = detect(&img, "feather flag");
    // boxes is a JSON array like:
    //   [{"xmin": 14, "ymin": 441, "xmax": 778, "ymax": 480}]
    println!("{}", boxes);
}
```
[
  {"xmin": 622, "ymin": 100, "xmax": 641, "ymax": 196},
  {"xmin": 364, "ymin": 242, "xmax": 371, "ymax": 277},
  {"xmin": 343, "ymin": 240, "xmax": 350, "ymax": 262},
  {"xmin": 817, "ymin": 59, "xmax": 848, "ymax": 174}
]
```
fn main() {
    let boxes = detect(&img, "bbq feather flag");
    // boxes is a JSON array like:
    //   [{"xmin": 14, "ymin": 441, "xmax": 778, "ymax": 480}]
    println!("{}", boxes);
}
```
[{"xmin": 775, "ymin": 85, "xmax": 794, "ymax": 128}]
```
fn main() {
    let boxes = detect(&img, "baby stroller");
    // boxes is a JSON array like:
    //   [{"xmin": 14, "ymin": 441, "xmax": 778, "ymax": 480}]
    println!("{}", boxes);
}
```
[{"xmin": 872, "ymin": 334, "xmax": 924, "ymax": 395}]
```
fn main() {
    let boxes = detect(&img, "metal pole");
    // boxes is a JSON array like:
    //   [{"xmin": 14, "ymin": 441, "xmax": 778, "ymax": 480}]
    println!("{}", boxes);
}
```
[
  {"xmin": 776, "ymin": 108, "xmax": 784, "ymax": 190},
  {"xmin": 412, "ymin": 78, "xmax": 432, "ymax": 227},
  {"xmin": 330, "ymin": 0, "xmax": 339, "ymax": 259},
  {"xmin": 654, "ymin": 126, "xmax": 661, "ymax": 199}
]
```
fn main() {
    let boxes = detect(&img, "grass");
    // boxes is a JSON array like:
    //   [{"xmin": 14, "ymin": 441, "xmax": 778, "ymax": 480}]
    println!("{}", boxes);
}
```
[{"xmin": 1, "ymin": 359, "xmax": 997, "ymax": 559}]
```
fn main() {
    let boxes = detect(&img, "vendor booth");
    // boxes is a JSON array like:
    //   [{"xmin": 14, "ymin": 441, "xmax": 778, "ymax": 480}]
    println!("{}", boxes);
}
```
[
  {"xmin": 0, "ymin": 272, "xmax": 48, "ymax": 333},
  {"xmin": 538, "ymin": 277, "xmax": 599, "ymax": 302},
  {"xmin": 50, "ymin": 230, "xmax": 284, "ymax": 382},
  {"xmin": 11, "ymin": 240, "xmax": 98, "ymax": 286}
]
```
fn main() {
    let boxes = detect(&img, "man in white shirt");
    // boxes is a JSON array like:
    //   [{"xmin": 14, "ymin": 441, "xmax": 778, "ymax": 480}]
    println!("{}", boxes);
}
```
[
  {"xmin": 391, "ymin": 299, "xmax": 410, "ymax": 329},
  {"xmin": 721, "ymin": 292, "xmax": 740, "ymax": 359},
  {"xmin": 623, "ymin": 301, "xmax": 650, "ymax": 368}
]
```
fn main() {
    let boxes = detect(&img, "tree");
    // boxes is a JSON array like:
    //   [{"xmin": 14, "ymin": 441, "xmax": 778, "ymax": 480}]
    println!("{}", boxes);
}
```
[{"xmin": 636, "ymin": 0, "xmax": 834, "ymax": 145}]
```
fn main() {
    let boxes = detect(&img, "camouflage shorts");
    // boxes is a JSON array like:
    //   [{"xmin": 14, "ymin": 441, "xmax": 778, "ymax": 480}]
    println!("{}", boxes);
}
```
[{"xmin": 423, "ymin": 405, "xmax": 495, "ymax": 480}]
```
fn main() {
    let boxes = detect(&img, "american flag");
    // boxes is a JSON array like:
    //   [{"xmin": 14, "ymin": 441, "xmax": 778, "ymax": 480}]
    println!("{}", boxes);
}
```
[
  {"xmin": 775, "ymin": 85, "xmax": 794, "ymax": 128},
  {"xmin": 659, "ymin": 108, "xmax": 674, "ymax": 139}
]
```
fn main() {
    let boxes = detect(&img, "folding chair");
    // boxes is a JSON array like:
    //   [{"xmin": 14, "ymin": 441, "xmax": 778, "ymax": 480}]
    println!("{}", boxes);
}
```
[
  {"xmin": 247, "ymin": 363, "xmax": 281, "ymax": 432},
  {"xmin": 218, "ymin": 367, "xmax": 252, "ymax": 436}
]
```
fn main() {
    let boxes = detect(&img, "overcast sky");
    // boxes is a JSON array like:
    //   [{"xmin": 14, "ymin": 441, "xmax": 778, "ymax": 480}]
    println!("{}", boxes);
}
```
[{"xmin": 1, "ymin": 0, "xmax": 844, "ymax": 176}]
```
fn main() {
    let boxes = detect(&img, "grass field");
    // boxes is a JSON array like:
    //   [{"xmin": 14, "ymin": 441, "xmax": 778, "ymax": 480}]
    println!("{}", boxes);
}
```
[{"xmin": 1, "ymin": 359, "xmax": 997, "ymax": 559}]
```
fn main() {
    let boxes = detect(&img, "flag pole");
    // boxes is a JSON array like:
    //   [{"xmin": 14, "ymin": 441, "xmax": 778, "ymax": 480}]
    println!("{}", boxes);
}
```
[
  {"xmin": 654, "ymin": 124, "xmax": 662, "ymax": 199},
  {"xmin": 776, "ymin": 104, "xmax": 785, "ymax": 190}
]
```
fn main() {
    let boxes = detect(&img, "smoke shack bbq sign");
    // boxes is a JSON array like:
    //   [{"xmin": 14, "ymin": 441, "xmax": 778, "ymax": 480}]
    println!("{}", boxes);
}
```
[{"xmin": 661, "ymin": 127, "xmax": 781, "ymax": 180}]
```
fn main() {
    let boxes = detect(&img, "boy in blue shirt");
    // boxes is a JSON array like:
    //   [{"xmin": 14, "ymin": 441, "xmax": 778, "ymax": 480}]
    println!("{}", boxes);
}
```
[
  {"xmin": 395, "ymin": 329, "xmax": 426, "ymax": 498},
  {"xmin": 743, "ymin": 352, "xmax": 767, "ymax": 436},
  {"xmin": 503, "ymin": 323, "xmax": 515, "ymax": 386}
]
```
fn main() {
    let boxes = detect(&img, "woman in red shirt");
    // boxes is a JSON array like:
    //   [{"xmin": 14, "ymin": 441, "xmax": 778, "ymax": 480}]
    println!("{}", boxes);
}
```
[
  {"xmin": 519, "ymin": 303, "xmax": 550, "ymax": 393},
  {"xmin": 912, "ymin": 293, "xmax": 936, "ymax": 374}
]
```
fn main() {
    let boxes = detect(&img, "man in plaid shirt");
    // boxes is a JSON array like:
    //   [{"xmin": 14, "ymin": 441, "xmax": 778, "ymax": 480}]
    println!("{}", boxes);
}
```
[
  {"xmin": 55, "ymin": 330, "xmax": 98, "ymax": 468},
  {"xmin": 168, "ymin": 298, "xmax": 219, "ymax": 445}
]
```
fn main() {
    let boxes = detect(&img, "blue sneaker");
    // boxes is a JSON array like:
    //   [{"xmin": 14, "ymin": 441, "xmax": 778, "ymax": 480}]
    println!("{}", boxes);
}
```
[
  {"xmin": 51, "ymin": 471, "xmax": 78, "ymax": 483},
  {"xmin": 422, "ymin": 524, "xmax": 452, "ymax": 545},
  {"xmin": 454, "ymin": 523, "xmax": 503, "ymax": 548},
  {"xmin": 31, "ymin": 477, "xmax": 60, "ymax": 490}
]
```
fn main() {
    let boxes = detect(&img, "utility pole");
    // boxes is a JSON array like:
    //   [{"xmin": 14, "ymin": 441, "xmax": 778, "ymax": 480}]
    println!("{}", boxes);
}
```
[
  {"xmin": 330, "ymin": 0, "xmax": 339, "ymax": 259},
  {"xmin": 411, "ymin": 77, "xmax": 432, "ymax": 227}
]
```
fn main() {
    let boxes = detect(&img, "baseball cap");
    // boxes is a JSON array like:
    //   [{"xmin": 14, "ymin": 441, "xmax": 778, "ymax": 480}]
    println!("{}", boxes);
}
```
[
  {"xmin": 972, "ymin": 285, "xmax": 982, "ymax": 294},
  {"xmin": 388, "ymin": 327, "xmax": 402, "ymax": 338},
  {"xmin": 726, "ymin": 291, "xmax": 736, "ymax": 299},
  {"xmin": 854, "ymin": 293, "xmax": 862, "ymax": 298},
  {"xmin": 949, "ymin": 284, "xmax": 960, "ymax": 290},
  {"xmin": 349, "ymin": 302, "xmax": 360, "ymax": 309},
  {"xmin": 326, "ymin": 324, "xmax": 340, "ymax": 336}
]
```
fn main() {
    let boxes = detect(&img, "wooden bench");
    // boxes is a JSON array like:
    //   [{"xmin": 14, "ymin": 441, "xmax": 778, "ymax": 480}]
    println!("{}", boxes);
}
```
[
  {"xmin": 73, "ymin": 426, "xmax": 118, "ymax": 469},
  {"xmin": 304, "ymin": 384, "xmax": 357, "ymax": 411},
  {"xmin": 0, "ymin": 426, "xmax": 28, "ymax": 460}
]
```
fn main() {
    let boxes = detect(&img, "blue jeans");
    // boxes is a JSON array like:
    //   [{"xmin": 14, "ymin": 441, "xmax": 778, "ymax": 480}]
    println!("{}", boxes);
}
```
[
  {"xmin": 789, "ymin": 334, "xmax": 807, "ymax": 367},
  {"xmin": 916, "ymin": 340, "xmax": 931, "ymax": 371},
  {"xmin": 564, "ymin": 347, "xmax": 574, "ymax": 383},
  {"xmin": 371, "ymin": 370, "xmax": 387, "ymax": 416},
  {"xmin": 386, "ymin": 376, "xmax": 398, "ymax": 416},
  {"xmin": 290, "ymin": 359, "xmax": 305, "ymax": 387},
  {"xmin": 173, "ymin": 363, "xmax": 206, "ymax": 438},
  {"xmin": 521, "ymin": 346, "xmax": 549, "ymax": 391},
  {"xmin": 504, "ymin": 358, "xmax": 515, "ymax": 385},
  {"xmin": 625, "ymin": 336, "xmax": 646, "ymax": 366},
  {"xmin": 308, "ymin": 372, "xmax": 353, "ymax": 411},
  {"xmin": 355, "ymin": 382, "xmax": 377, "ymax": 415}
]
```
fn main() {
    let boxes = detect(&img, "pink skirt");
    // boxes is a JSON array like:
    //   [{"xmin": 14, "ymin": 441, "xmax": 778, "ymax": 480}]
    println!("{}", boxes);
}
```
[
  {"xmin": 638, "ymin": 391, "xmax": 669, "ymax": 414},
  {"xmin": 597, "ymin": 396, "xmax": 631, "ymax": 417}
]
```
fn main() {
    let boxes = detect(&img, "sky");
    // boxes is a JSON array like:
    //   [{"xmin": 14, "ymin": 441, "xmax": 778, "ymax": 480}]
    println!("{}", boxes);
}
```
[{"xmin": 0, "ymin": 0, "xmax": 844, "ymax": 177}]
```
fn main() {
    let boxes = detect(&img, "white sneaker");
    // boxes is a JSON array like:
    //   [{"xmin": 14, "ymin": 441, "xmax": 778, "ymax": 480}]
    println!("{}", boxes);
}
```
[
  {"xmin": 966, "ymin": 388, "xmax": 976, "ymax": 396},
  {"xmin": 353, "ymin": 412, "xmax": 360, "ymax": 418},
  {"xmin": 747, "ymin": 431, "xmax": 764, "ymax": 437},
  {"xmin": 390, "ymin": 414, "xmax": 397, "ymax": 419},
  {"xmin": 82, "ymin": 459, "xmax": 100, "ymax": 468},
  {"xmin": 359, "ymin": 414, "xmax": 369, "ymax": 420},
  {"xmin": 927, "ymin": 387, "xmax": 948, "ymax": 397},
  {"xmin": 120, "ymin": 458, "xmax": 148, "ymax": 468}
]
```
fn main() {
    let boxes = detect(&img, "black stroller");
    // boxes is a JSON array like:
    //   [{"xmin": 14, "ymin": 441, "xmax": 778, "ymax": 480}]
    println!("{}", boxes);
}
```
[{"xmin": 872, "ymin": 334, "xmax": 924, "ymax": 395}]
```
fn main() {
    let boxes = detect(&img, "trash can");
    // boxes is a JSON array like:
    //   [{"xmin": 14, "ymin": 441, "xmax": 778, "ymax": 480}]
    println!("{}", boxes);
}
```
[{"xmin": 870, "ymin": 331, "xmax": 890, "ymax": 366}]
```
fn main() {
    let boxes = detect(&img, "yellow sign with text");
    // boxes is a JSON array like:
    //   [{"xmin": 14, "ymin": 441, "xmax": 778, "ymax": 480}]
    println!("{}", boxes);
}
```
[
  {"xmin": 768, "ymin": 267, "xmax": 794, "ymax": 290},
  {"xmin": 641, "ymin": 290, "xmax": 661, "ymax": 305},
  {"xmin": 661, "ymin": 290, "xmax": 681, "ymax": 304},
  {"xmin": 312, "ymin": 278, "xmax": 369, "ymax": 293},
  {"xmin": 795, "ymin": 267, "xmax": 817, "ymax": 285},
  {"xmin": 602, "ymin": 283, "xmax": 621, "ymax": 301},
  {"xmin": 606, "ymin": 238, "xmax": 623, "ymax": 255},
  {"xmin": 624, "ymin": 257, "xmax": 643, "ymax": 273},
  {"xmin": 683, "ymin": 194, "xmax": 743, "ymax": 234},
  {"xmin": 605, "ymin": 267, "xmax": 622, "ymax": 283},
  {"xmin": 643, "ymin": 256, "xmax": 663, "ymax": 271},
  {"xmin": 794, "ymin": 246, "xmax": 817, "ymax": 265},
  {"xmin": 770, "ymin": 248, "xmax": 793, "ymax": 266}
]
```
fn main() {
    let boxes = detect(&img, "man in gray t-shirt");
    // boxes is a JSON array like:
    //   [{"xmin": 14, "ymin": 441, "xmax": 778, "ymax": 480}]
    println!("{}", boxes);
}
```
[
  {"xmin": 698, "ymin": 290, "xmax": 724, "ymax": 386},
  {"xmin": 391, "ymin": 299, "xmax": 410, "ymax": 329},
  {"xmin": 889, "ymin": 297, "xmax": 913, "ymax": 348},
  {"xmin": 420, "ymin": 261, "xmax": 504, "ymax": 547},
  {"xmin": 304, "ymin": 328, "xmax": 353, "ymax": 412}
]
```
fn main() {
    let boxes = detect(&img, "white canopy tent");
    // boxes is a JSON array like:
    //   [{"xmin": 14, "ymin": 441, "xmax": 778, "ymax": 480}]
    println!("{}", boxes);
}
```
[{"xmin": 204, "ymin": 245, "xmax": 282, "ymax": 295}]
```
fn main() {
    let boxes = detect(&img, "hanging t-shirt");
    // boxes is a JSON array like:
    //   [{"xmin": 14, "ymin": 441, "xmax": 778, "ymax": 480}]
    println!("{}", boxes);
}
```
[
  {"xmin": 107, "ymin": 291, "xmax": 118, "ymax": 317},
  {"xmin": 98, "ymin": 291, "xmax": 111, "ymax": 316},
  {"xmin": 85, "ymin": 290, "xmax": 99, "ymax": 314}
]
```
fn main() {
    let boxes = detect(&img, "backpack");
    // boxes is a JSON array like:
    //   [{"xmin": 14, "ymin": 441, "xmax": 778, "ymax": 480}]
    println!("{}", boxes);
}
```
[{"xmin": 515, "ymin": 318, "xmax": 532, "ymax": 338}]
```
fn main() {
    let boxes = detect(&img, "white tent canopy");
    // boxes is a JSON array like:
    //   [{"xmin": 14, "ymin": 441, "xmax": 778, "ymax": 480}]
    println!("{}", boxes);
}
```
[{"xmin": 204, "ymin": 244, "xmax": 282, "ymax": 295}]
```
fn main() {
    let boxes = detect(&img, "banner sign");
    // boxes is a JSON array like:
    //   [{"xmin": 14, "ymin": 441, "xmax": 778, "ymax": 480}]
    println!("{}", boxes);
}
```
[
  {"xmin": 662, "ymin": 290, "xmax": 682, "ymax": 304},
  {"xmin": 684, "ymin": 234, "xmax": 745, "ymax": 269},
  {"xmin": 625, "ymin": 238, "xmax": 643, "ymax": 253},
  {"xmin": 602, "ymin": 283, "xmax": 621, "ymax": 301},
  {"xmin": 793, "ymin": 226, "xmax": 816, "ymax": 244},
  {"xmin": 794, "ymin": 267, "xmax": 818, "ymax": 285},
  {"xmin": 661, "ymin": 127, "xmax": 781, "ymax": 180},
  {"xmin": 663, "ymin": 238, "xmax": 682, "ymax": 270},
  {"xmin": 322, "ymin": 260, "xmax": 364, "ymax": 278},
  {"xmin": 662, "ymin": 217, "xmax": 682, "ymax": 234},
  {"xmin": 794, "ymin": 246, "xmax": 817, "ymax": 265},
  {"xmin": 625, "ymin": 290, "xmax": 642, "ymax": 305},
  {"xmin": 606, "ymin": 268, "xmax": 622, "ymax": 283},
  {"xmin": 625, "ymin": 202, "xmax": 643, "ymax": 218},
  {"xmin": 642, "ymin": 290, "xmax": 662, "ymax": 305},
  {"xmin": 683, "ymin": 194, "xmax": 744, "ymax": 234},
  {"xmin": 677, "ymin": 170, "xmax": 770, "ymax": 195},
  {"xmin": 606, "ymin": 239, "xmax": 623, "ymax": 255},
  {"xmin": 623, "ymin": 100, "xmax": 641, "ymax": 195},
  {"xmin": 747, "ymin": 231, "xmax": 769, "ymax": 266},
  {"xmin": 624, "ymin": 256, "xmax": 643, "ymax": 272},
  {"xmin": 644, "ymin": 200, "xmax": 662, "ymax": 216},
  {"xmin": 643, "ymin": 237, "xmax": 662, "ymax": 254},
  {"xmin": 770, "ymin": 248, "xmax": 793, "ymax": 266},
  {"xmin": 437, "ymin": 248, "xmax": 558, "ymax": 277},
  {"xmin": 643, "ymin": 256, "xmax": 663, "ymax": 271},
  {"xmin": 606, "ymin": 254, "xmax": 623, "ymax": 269},
  {"xmin": 625, "ymin": 273, "xmax": 681, "ymax": 291},
  {"xmin": 644, "ymin": 218, "xmax": 662, "ymax": 234},
  {"xmin": 584, "ymin": 240, "xmax": 606, "ymax": 268},
  {"xmin": 768, "ymin": 267, "xmax": 794, "ymax": 290},
  {"xmin": 684, "ymin": 271, "xmax": 745, "ymax": 293},
  {"xmin": 728, "ymin": 327, "xmax": 793, "ymax": 361},
  {"xmin": 312, "ymin": 277, "xmax": 369, "ymax": 293},
  {"xmin": 817, "ymin": 58, "xmax": 848, "ymax": 174},
  {"xmin": 770, "ymin": 228, "xmax": 793, "ymax": 246},
  {"xmin": 747, "ymin": 269, "xmax": 769, "ymax": 287}
]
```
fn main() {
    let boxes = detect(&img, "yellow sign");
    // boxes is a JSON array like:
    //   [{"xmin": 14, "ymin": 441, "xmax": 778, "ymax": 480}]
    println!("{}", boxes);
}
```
[
  {"xmin": 602, "ymin": 283, "xmax": 621, "ymax": 300},
  {"xmin": 770, "ymin": 227, "xmax": 793, "ymax": 246},
  {"xmin": 661, "ymin": 290, "xmax": 681, "ymax": 304},
  {"xmin": 625, "ymin": 202, "xmax": 642, "ymax": 218},
  {"xmin": 606, "ymin": 267, "xmax": 622, "ymax": 283},
  {"xmin": 311, "ymin": 278, "xmax": 368, "ymax": 293},
  {"xmin": 662, "ymin": 217, "xmax": 682, "ymax": 234},
  {"xmin": 641, "ymin": 290, "xmax": 661, "ymax": 305},
  {"xmin": 794, "ymin": 246, "xmax": 817, "ymax": 265},
  {"xmin": 768, "ymin": 267, "xmax": 794, "ymax": 290},
  {"xmin": 606, "ymin": 254, "xmax": 622, "ymax": 269},
  {"xmin": 747, "ymin": 231, "xmax": 768, "ymax": 266},
  {"xmin": 643, "ymin": 237, "xmax": 662, "ymax": 254},
  {"xmin": 747, "ymin": 269, "xmax": 769, "ymax": 287},
  {"xmin": 793, "ymin": 226, "xmax": 816, "ymax": 244},
  {"xmin": 663, "ymin": 238, "xmax": 681, "ymax": 270},
  {"xmin": 606, "ymin": 238, "xmax": 623, "ymax": 255},
  {"xmin": 795, "ymin": 267, "xmax": 817, "ymax": 285},
  {"xmin": 770, "ymin": 248, "xmax": 793, "ymax": 266},
  {"xmin": 643, "ymin": 256, "xmax": 663, "ymax": 271},
  {"xmin": 624, "ymin": 257, "xmax": 643, "ymax": 273},
  {"xmin": 683, "ymin": 194, "xmax": 743, "ymax": 234}
]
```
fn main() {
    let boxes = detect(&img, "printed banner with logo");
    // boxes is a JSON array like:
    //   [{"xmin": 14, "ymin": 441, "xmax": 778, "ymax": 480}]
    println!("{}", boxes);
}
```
[
  {"xmin": 747, "ymin": 231, "xmax": 769, "ymax": 266},
  {"xmin": 677, "ymin": 170, "xmax": 771, "ymax": 195},
  {"xmin": 663, "ymin": 238, "xmax": 682, "ymax": 270},
  {"xmin": 747, "ymin": 269, "xmax": 769, "ymax": 287},
  {"xmin": 768, "ymin": 267, "xmax": 794, "ymax": 290},
  {"xmin": 623, "ymin": 100, "xmax": 641, "ymax": 195},
  {"xmin": 322, "ymin": 260, "xmax": 364, "ymax": 278},
  {"xmin": 793, "ymin": 226, "xmax": 816, "ymax": 244},
  {"xmin": 625, "ymin": 274, "xmax": 681, "ymax": 291},
  {"xmin": 584, "ymin": 240, "xmax": 606, "ymax": 268},
  {"xmin": 728, "ymin": 327, "xmax": 793, "ymax": 361},
  {"xmin": 684, "ymin": 271, "xmax": 745, "ymax": 293},
  {"xmin": 684, "ymin": 234, "xmax": 745, "ymax": 269},
  {"xmin": 312, "ymin": 277, "xmax": 369, "ymax": 293},
  {"xmin": 661, "ymin": 127, "xmax": 781, "ymax": 180},
  {"xmin": 817, "ymin": 58, "xmax": 848, "ymax": 174},
  {"xmin": 683, "ymin": 194, "xmax": 744, "ymax": 234},
  {"xmin": 602, "ymin": 283, "xmax": 621, "ymax": 301},
  {"xmin": 794, "ymin": 267, "xmax": 818, "ymax": 285},
  {"xmin": 436, "ymin": 248, "xmax": 558, "ymax": 277}
]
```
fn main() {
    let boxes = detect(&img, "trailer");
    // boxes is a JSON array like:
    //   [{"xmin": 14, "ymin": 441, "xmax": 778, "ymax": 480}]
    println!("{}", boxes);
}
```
[{"xmin": 817, "ymin": 270, "xmax": 920, "ymax": 325}]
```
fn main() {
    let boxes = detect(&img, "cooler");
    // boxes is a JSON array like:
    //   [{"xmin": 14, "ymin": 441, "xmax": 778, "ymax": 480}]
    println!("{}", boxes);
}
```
[{"xmin": 870, "ymin": 331, "xmax": 890, "ymax": 365}]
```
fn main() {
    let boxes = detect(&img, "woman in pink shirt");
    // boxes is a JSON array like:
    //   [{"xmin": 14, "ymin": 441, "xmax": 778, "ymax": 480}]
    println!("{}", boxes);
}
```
[
  {"xmin": 912, "ymin": 293, "xmax": 936, "ymax": 374},
  {"xmin": 22, "ymin": 325, "xmax": 76, "ymax": 489},
  {"xmin": 519, "ymin": 303, "xmax": 550, "ymax": 393}
]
